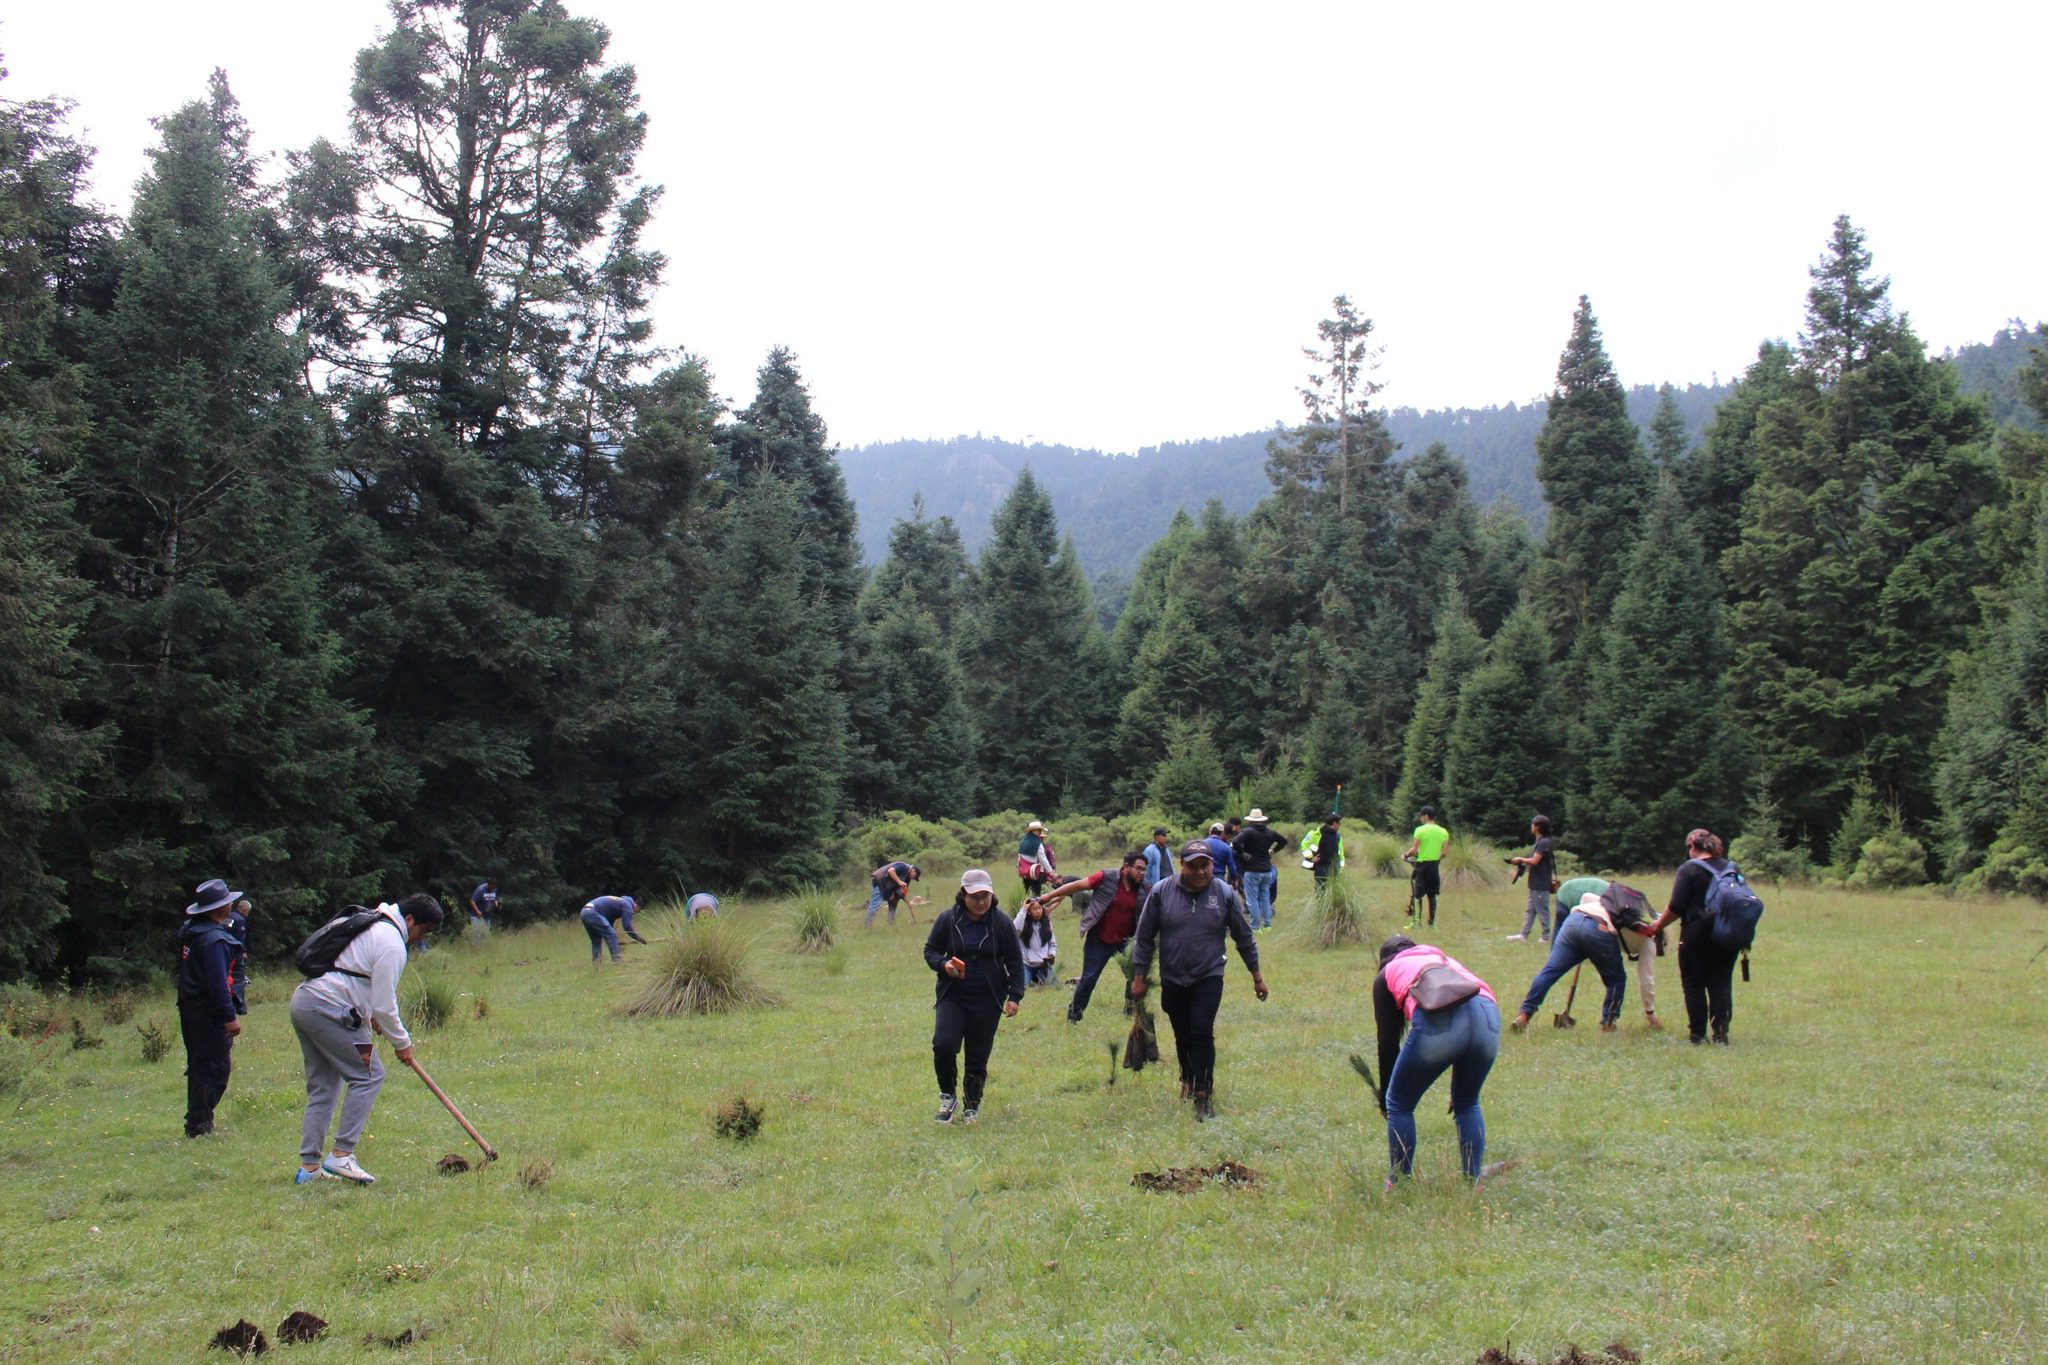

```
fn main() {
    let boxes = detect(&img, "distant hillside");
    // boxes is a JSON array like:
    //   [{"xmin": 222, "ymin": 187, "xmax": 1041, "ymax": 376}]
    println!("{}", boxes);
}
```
[{"xmin": 838, "ymin": 383, "xmax": 1730, "ymax": 581}]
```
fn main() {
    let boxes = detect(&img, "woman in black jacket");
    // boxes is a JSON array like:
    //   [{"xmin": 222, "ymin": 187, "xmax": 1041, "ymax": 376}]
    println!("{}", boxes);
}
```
[
  {"xmin": 922, "ymin": 868, "xmax": 1026, "ymax": 1125},
  {"xmin": 1640, "ymin": 828, "xmax": 1739, "ymax": 1045}
]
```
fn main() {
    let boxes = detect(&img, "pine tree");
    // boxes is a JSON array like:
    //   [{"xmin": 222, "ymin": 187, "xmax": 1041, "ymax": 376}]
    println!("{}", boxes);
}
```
[
  {"xmin": 1390, "ymin": 590, "xmax": 1487, "ymax": 825},
  {"xmin": 1394, "ymin": 443, "xmax": 1481, "ymax": 654},
  {"xmin": 1441, "ymin": 606, "xmax": 1566, "ymax": 844},
  {"xmin": 1568, "ymin": 480, "xmax": 1748, "ymax": 868},
  {"xmin": 1467, "ymin": 497, "xmax": 1535, "ymax": 636},
  {"xmin": 1647, "ymin": 384, "xmax": 1691, "ymax": 467},
  {"xmin": 1147, "ymin": 717, "xmax": 1227, "ymax": 826},
  {"xmin": 1799, "ymin": 214, "xmax": 1895, "ymax": 387},
  {"xmin": 63, "ymin": 82, "xmax": 388, "ymax": 967},
  {"xmin": 1680, "ymin": 342, "xmax": 1796, "ymax": 564},
  {"xmin": 0, "ymin": 77, "xmax": 106, "ymax": 973}
]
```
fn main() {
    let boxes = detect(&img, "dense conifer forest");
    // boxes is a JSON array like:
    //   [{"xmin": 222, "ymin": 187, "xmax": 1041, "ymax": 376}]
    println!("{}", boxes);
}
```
[{"xmin": 4, "ymin": 2, "xmax": 2045, "ymax": 983}]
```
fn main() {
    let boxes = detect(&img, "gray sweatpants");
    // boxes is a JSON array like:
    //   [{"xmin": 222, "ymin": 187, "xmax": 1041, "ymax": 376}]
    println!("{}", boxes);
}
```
[
  {"xmin": 1519, "ymin": 880, "xmax": 1553, "ymax": 940},
  {"xmin": 291, "ymin": 986, "xmax": 386, "ymax": 1163}
]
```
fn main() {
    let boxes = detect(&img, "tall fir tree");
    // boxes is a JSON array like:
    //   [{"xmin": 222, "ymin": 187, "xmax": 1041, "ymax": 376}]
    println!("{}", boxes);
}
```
[
  {"xmin": 63, "ymin": 82, "xmax": 389, "ymax": 967},
  {"xmin": 1390, "ymin": 589, "xmax": 1487, "ymax": 827},
  {"xmin": 1467, "ymin": 497, "xmax": 1535, "ymax": 637},
  {"xmin": 1568, "ymin": 479, "xmax": 1748, "ymax": 867},
  {"xmin": 1441, "ymin": 605, "xmax": 1566, "ymax": 844}
]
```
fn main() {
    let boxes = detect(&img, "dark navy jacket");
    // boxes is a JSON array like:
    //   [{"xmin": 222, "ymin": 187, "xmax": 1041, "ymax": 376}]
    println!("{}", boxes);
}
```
[
  {"xmin": 923, "ymin": 905, "xmax": 1026, "ymax": 1007},
  {"xmin": 176, "ymin": 919, "xmax": 245, "ymax": 1025}
]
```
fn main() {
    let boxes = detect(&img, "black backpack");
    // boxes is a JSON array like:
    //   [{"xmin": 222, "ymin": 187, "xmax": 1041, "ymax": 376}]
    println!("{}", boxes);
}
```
[{"xmin": 293, "ymin": 907, "xmax": 389, "ymax": 980}]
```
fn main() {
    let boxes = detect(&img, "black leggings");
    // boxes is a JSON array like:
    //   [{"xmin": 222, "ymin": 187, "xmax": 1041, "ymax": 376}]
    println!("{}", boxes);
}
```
[
  {"xmin": 933, "ymin": 994, "xmax": 1002, "ymax": 1107},
  {"xmin": 1159, "ymin": 975, "xmax": 1225, "ymax": 1096},
  {"xmin": 1677, "ymin": 932, "xmax": 1740, "ymax": 1040},
  {"xmin": 179, "ymin": 1003, "xmax": 234, "ymax": 1135}
]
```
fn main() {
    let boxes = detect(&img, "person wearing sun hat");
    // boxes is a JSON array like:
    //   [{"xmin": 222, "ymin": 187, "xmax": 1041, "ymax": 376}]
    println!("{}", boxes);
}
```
[
  {"xmin": 922, "ymin": 868, "xmax": 1026, "ymax": 1125},
  {"xmin": 1230, "ymin": 808, "xmax": 1289, "ymax": 931},
  {"xmin": 1127, "ymin": 841, "xmax": 1268, "ymax": 1121},
  {"xmin": 176, "ymin": 879, "xmax": 247, "ymax": 1137}
]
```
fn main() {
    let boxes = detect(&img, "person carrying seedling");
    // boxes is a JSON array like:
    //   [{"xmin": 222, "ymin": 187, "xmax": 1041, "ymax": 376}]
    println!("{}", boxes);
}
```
[
  {"xmin": 289, "ymin": 893, "xmax": 444, "ymax": 1184},
  {"xmin": 1127, "ymin": 840, "xmax": 1268, "ymax": 1121},
  {"xmin": 1371, "ymin": 935, "xmax": 1500, "ymax": 1187},
  {"xmin": 177, "ymin": 879, "xmax": 247, "ymax": 1138},
  {"xmin": 924, "ymin": 869, "xmax": 1026, "ymax": 1125},
  {"xmin": 1308, "ymin": 814, "xmax": 1345, "ymax": 885},
  {"xmin": 865, "ymin": 860, "xmax": 921, "ymax": 927},
  {"xmin": 580, "ymin": 894, "xmax": 645, "ymax": 962},
  {"xmin": 1037, "ymin": 850, "xmax": 1152, "ymax": 1024},
  {"xmin": 1506, "ymin": 814, "xmax": 1559, "ymax": 942},
  {"xmin": 1404, "ymin": 807, "xmax": 1450, "ymax": 927}
]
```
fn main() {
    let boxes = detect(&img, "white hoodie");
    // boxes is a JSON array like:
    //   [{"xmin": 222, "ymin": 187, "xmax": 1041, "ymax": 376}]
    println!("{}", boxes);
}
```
[{"xmin": 296, "ymin": 903, "xmax": 415, "ymax": 1050}]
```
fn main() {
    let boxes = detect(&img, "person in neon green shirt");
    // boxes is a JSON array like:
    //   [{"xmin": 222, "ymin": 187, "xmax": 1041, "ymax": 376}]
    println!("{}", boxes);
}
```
[{"xmin": 1404, "ymin": 807, "xmax": 1451, "ymax": 926}]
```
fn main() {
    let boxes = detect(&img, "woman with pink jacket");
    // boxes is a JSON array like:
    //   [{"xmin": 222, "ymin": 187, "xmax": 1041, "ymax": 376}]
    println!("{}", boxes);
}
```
[{"xmin": 1370, "ymin": 935, "xmax": 1500, "ymax": 1184}]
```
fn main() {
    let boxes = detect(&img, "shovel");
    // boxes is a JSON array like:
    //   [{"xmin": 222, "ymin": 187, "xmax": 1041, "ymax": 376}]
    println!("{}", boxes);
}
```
[{"xmin": 1552, "ymin": 963, "xmax": 1582, "ymax": 1029}]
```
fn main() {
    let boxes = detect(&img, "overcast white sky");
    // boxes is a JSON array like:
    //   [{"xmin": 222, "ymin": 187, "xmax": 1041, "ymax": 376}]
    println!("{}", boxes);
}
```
[{"xmin": 6, "ymin": 2, "xmax": 2043, "ymax": 452}]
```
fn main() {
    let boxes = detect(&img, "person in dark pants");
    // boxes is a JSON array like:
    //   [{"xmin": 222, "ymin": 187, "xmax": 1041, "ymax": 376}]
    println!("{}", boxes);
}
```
[
  {"xmin": 923, "ymin": 869, "xmax": 1025, "ymax": 1124},
  {"xmin": 1311, "ymin": 814, "xmax": 1344, "ymax": 885},
  {"xmin": 580, "ymin": 894, "xmax": 646, "ymax": 962},
  {"xmin": 1641, "ymin": 828, "xmax": 1741, "ymax": 1045},
  {"xmin": 176, "ymin": 879, "xmax": 246, "ymax": 1137},
  {"xmin": 1036, "ymin": 851, "xmax": 1151, "ymax": 1023},
  {"xmin": 225, "ymin": 894, "xmax": 252, "ymax": 1014},
  {"xmin": 1128, "ymin": 841, "xmax": 1268, "ymax": 1121},
  {"xmin": 1372, "ymin": 935, "xmax": 1500, "ymax": 1185},
  {"xmin": 1508, "ymin": 891, "xmax": 1631, "ymax": 1034}
]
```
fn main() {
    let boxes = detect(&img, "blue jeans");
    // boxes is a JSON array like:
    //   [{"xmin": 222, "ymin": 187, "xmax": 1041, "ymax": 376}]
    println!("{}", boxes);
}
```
[
  {"xmin": 581, "ymin": 908, "xmax": 621, "ymax": 961},
  {"xmin": 1067, "ymin": 933, "xmax": 1123, "ymax": 1022},
  {"xmin": 1384, "ymin": 994, "xmax": 1499, "ymax": 1177},
  {"xmin": 1517, "ymin": 912, "xmax": 1627, "ymax": 1024},
  {"xmin": 864, "ymin": 885, "xmax": 902, "ymax": 926},
  {"xmin": 1242, "ymin": 870, "xmax": 1278, "ymax": 928}
]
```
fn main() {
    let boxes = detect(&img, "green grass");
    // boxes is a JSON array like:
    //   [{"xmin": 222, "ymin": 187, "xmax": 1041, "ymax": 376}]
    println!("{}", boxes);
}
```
[{"xmin": 2, "ymin": 879, "xmax": 2044, "ymax": 1361}]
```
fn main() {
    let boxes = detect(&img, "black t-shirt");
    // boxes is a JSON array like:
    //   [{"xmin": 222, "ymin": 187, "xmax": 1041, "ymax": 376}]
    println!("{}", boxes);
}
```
[
  {"xmin": 1528, "ymin": 836, "xmax": 1555, "ymax": 886},
  {"xmin": 1668, "ymin": 857, "xmax": 1728, "ymax": 931},
  {"xmin": 1231, "ymin": 825, "xmax": 1288, "ymax": 873}
]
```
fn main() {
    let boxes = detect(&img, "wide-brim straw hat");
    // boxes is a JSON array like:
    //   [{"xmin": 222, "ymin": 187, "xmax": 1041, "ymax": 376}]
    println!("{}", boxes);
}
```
[{"xmin": 1245, "ymin": 809, "xmax": 1269, "ymax": 823}]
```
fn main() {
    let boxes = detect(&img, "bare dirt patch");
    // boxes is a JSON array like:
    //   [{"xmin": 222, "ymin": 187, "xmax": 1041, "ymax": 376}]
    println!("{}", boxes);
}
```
[
  {"xmin": 1131, "ymin": 1160, "xmax": 1260, "ymax": 1193},
  {"xmin": 1476, "ymin": 1343, "xmax": 1640, "ymax": 1365}
]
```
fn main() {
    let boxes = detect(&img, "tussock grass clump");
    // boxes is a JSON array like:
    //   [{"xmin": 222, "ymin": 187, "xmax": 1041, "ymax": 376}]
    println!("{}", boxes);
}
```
[
  {"xmin": 620, "ymin": 919, "xmax": 780, "ymax": 1017},
  {"xmin": 1306, "ymin": 873, "xmax": 1369, "ymax": 949},
  {"xmin": 402, "ymin": 967, "xmax": 458, "ymax": 1031},
  {"xmin": 787, "ymin": 885, "xmax": 842, "ymax": 954},
  {"xmin": 1362, "ymin": 833, "xmax": 1405, "ymax": 878},
  {"xmin": 714, "ymin": 1094, "xmax": 765, "ymax": 1141},
  {"xmin": 821, "ymin": 944, "xmax": 851, "ymax": 976},
  {"xmin": 1441, "ymin": 837, "xmax": 1501, "ymax": 888}
]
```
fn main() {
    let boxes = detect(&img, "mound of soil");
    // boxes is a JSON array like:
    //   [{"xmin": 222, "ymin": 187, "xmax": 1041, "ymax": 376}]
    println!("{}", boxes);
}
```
[
  {"xmin": 209, "ymin": 1319, "xmax": 267, "ymax": 1355},
  {"xmin": 1476, "ymin": 1343, "xmax": 1639, "ymax": 1365},
  {"xmin": 276, "ymin": 1311, "xmax": 327, "ymax": 1344},
  {"xmin": 1131, "ymin": 1160, "xmax": 1260, "ymax": 1193},
  {"xmin": 435, "ymin": 1153, "xmax": 470, "ymax": 1175},
  {"xmin": 363, "ymin": 1326, "xmax": 429, "ymax": 1348}
]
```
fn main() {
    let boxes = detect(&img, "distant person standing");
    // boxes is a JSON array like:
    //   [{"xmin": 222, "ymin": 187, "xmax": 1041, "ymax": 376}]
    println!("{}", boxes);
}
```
[
  {"xmin": 1144, "ymin": 828, "xmax": 1176, "ymax": 886},
  {"xmin": 1037, "ymin": 851, "xmax": 1152, "ymax": 1024},
  {"xmin": 1310, "ymin": 813, "xmax": 1345, "ymax": 886},
  {"xmin": 1506, "ymin": 815, "xmax": 1558, "ymax": 942},
  {"xmin": 290, "ymin": 894, "xmax": 444, "ymax": 1184},
  {"xmin": 469, "ymin": 879, "xmax": 499, "ymax": 941},
  {"xmin": 177, "ymin": 879, "xmax": 247, "ymax": 1138},
  {"xmin": 1204, "ymin": 823, "xmax": 1240, "ymax": 886},
  {"xmin": 1404, "ymin": 808, "xmax": 1450, "ymax": 927},
  {"xmin": 1230, "ymin": 809, "xmax": 1289, "ymax": 931},
  {"xmin": 924, "ymin": 869, "xmax": 1025, "ymax": 1124},
  {"xmin": 581, "ymin": 894, "xmax": 646, "ymax": 962},
  {"xmin": 865, "ymin": 861, "xmax": 921, "ymax": 927},
  {"xmin": 1017, "ymin": 820, "xmax": 1057, "ymax": 899},
  {"xmin": 1128, "ymin": 841, "xmax": 1268, "ymax": 1121}
]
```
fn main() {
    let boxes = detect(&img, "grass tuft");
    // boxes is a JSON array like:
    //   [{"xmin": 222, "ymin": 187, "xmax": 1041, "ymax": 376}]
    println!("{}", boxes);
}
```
[
  {"xmin": 1362, "ymin": 833, "xmax": 1405, "ymax": 878},
  {"xmin": 516, "ymin": 1158, "xmax": 554, "ymax": 1191},
  {"xmin": 1305, "ymin": 873, "xmax": 1370, "ymax": 949},
  {"xmin": 402, "ymin": 966, "xmax": 458, "ymax": 1032},
  {"xmin": 620, "ymin": 919, "xmax": 780, "ymax": 1017},
  {"xmin": 786, "ymin": 885, "xmax": 841, "ymax": 954},
  {"xmin": 1440, "ymin": 837, "xmax": 1500, "ymax": 888}
]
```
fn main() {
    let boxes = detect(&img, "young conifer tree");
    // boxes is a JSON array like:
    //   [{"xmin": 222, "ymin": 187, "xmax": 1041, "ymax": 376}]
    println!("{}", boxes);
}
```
[{"xmin": 1441, "ymin": 605, "xmax": 1566, "ymax": 845}]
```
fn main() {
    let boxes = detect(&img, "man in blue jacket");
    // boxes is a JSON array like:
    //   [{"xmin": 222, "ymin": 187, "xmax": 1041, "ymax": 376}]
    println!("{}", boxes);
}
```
[{"xmin": 177, "ymin": 879, "xmax": 247, "ymax": 1137}]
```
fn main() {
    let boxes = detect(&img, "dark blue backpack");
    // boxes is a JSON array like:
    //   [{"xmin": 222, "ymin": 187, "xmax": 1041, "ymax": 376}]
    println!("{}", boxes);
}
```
[{"xmin": 1702, "ymin": 863, "xmax": 1764, "ymax": 950}]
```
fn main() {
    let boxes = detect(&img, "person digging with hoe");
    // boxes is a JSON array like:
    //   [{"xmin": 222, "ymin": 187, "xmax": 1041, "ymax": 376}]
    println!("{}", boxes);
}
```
[{"xmin": 1128, "ymin": 841, "xmax": 1268, "ymax": 1121}]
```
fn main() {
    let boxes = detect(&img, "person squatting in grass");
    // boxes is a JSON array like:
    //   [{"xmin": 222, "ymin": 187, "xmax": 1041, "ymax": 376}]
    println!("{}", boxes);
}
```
[
  {"xmin": 1640, "ymin": 828, "xmax": 1741, "ymax": 1045},
  {"xmin": 685, "ymin": 892, "xmax": 720, "ymax": 921},
  {"xmin": 580, "ymin": 894, "xmax": 645, "ymax": 961},
  {"xmin": 1127, "ymin": 840, "xmax": 1268, "ymax": 1122},
  {"xmin": 1014, "ymin": 896, "xmax": 1057, "ymax": 986},
  {"xmin": 469, "ymin": 878, "xmax": 498, "ymax": 942},
  {"xmin": 1037, "ymin": 850, "xmax": 1152, "ymax": 1024},
  {"xmin": 865, "ymin": 860, "xmax": 921, "ymax": 927},
  {"xmin": 1404, "ymin": 807, "xmax": 1450, "ymax": 927},
  {"xmin": 289, "ymin": 894, "xmax": 443, "ymax": 1184},
  {"xmin": 1508, "ymin": 889, "xmax": 1637, "ymax": 1034},
  {"xmin": 176, "ymin": 879, "xmax": 248, "ymax": 1138},
  {"xmin": 1554, "ymin": 874, "xmax": 1664, "ymax": 1028},
  {"xmin": 1372, "ymin": 936, "xmax": 1500, "ymax": 1185},
  {"xmin": 1506, "ymin": 814, "xmax": 1559, "ymax": 942},
  {"xmin": 1230, "ymin": 809, "xmax": 1289, "ymax": 931},
  {"xmin": 924, "ymin": 869, "xmax": 1025, "ymax": 1125}
]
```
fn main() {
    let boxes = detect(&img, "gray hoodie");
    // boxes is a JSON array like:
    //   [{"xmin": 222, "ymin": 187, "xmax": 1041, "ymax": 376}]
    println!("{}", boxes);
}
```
[{"xmin": 1128, "ymin": 875, "xmax": 1260, "ymax": 988}]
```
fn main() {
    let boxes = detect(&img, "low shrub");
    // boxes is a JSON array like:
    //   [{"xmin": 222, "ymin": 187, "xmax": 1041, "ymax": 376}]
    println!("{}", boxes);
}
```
[
  {"xmin": 621, "ymin": 919, "xmax": 780, "ymax": 1017},
  {"xmin": 714, "ymin": 1095, "xmax": 765, "ymax": 1141},
  {"xmin": 0, "ymin": 984, "xmax": 62, "ymax": 1040},
  {"xmin": 69, "ymin": 1018, "xmax": 103, "ymax": 1051},
  {"xmin": 136, "ymin": 1019, "xmax": 173, "ymax": 1064},
  {"xmin": 517, "ymin": 1158, "xmax": 554, "ymax": 1191},
  {"xmin": 1852, "ymin": 829, "xmax": 1928, "ymax": 889},
  {"xmin": 848, "ymin": 812, "xmax": 967, "ymax": 878},
  {"xmin": 787, "ymin": 886, "xmax": 841, "ymax": 954},
  {"xmin": 1728, "ymin": 833, "xmax": 1815, "ymax": 883},
  {"xmin": 100, "ymin": 993, "xmax": 137, "ymax": 1026},
  {"xmin": 1959, "ymin": 836, "xmax": 2048, "ymax": 899}
]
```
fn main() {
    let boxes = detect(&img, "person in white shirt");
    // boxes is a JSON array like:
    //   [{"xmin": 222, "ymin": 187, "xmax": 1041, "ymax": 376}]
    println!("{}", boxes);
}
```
[
  {"xmin": 1013, "ymin": 897, "xmax": 1058, "ymax": 986},
  {"xmin": 289, "ymin": 894, "xmax": 443, "ymax": 1185}
]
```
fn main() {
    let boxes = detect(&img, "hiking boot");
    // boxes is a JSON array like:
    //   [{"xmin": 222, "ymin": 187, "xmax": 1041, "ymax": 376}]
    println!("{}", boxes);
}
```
[
  {"xmin": 1689, "ymin": 1034, "xmax": 1706, "ymax": 1046},
  {"xmin": 1711, "ymin": 1029, "xmax": 1730, "ymax": 1046},
  {"xmin": 185, "ymin": 1123, "xmax": 214, "ymax": 1138},
  {"xmin": 321, "ymin": 1153, "xmax": 376, "ymax": 1184},
  {"xmin": 1599, "ymin": 1021, "xmax": 1618, "ymax": 1033},
  {"xmin": 1509, "ymin": 1012, "xmax": 1530, "ymax": 1034},
  {"xmin": 1192, "ymin": 1092, "xmax": 1215, "ymax": 1122},
  {"xmin": 958, "ymin": 1107, "xmax": 978, "ymax": 1126},
  {"xmin": 1644, "ymin": 1012, "xmax": 1663, "ymax": 1029},
  {"xmin": 934, "ymin": 1094, "xmax": 957, "ymax": 1123}
]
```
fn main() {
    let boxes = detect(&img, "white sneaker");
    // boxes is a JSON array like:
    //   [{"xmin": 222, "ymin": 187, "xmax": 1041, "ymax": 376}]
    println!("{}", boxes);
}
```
[
  {"xmin": 1505, "ymin": 933, "xmax": 1526, "ymax": 942},
  {"xmin": 321, "ymin": 1153, "xmax": 376, "ymax": 1184}
]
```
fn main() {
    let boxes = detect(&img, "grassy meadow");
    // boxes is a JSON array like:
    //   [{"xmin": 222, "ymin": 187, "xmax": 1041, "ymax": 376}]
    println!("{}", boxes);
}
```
[{"xmin": 2, "ymin": 872, "xmax": 2044, "ymax": 1362}]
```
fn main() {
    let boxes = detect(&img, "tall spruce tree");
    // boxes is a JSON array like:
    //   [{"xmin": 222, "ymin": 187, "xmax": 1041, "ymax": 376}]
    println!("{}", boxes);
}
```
[
  {"xmin": 1467, "ymin": 497, "xmax": 1535, "ymax": 636},
  {"xmin": 0, "ymin": 75, "xmax": 106, "ymax": 973},
  {"xmin": 1441, "ymin": 605, "xmax": 1566, "ymax": 844},
  {"xmin": 1390, "ymin": 589, "xmax": 1487, "ymax": 827},
  {"xmin": 64, "ymin": 82, "xmax": 388, "ymax": 967},
  {"xmin": 1569, "ymin": 480, "xmax": 1748, "ymax": 867}
]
